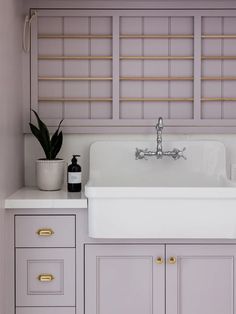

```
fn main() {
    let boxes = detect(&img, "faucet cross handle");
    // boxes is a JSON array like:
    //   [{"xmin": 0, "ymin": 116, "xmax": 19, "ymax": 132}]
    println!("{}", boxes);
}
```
[
  {"xmin": 173, "ymin": 147, "xmax": 187, "ymax": 160},
  {"xmin": 135, "ymin": 148, "xmax": 148, "ymax": 160}
]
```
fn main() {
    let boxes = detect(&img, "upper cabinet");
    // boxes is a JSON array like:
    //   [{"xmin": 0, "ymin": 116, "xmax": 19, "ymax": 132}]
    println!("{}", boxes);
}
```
[{"xmin": 28, "ymin": 9, "xmax": 236, "ymax": 132}]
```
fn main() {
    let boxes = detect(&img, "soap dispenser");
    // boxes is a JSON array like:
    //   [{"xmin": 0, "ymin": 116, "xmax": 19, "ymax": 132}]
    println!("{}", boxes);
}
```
[{"xmin": 68, "ymin": 155, "xmax": 81, "ymax": 192}]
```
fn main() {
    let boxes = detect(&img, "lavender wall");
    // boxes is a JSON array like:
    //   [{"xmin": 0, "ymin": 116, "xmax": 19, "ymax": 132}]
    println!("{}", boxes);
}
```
[{"xmin": 0, "ymin": 0, "xmax": 24, "ymax": 313}]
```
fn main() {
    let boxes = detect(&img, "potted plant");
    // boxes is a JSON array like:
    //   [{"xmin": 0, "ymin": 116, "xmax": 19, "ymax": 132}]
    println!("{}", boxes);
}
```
[{"xmin": 29, "ymin": 110, "xmax": 65, "ymax": 191}]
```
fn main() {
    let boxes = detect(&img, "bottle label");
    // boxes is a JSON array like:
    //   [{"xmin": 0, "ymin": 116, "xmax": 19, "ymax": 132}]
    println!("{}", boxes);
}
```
[{"xmin": 68, "ymin": 172, "xmax": 81, "ymax": 184}]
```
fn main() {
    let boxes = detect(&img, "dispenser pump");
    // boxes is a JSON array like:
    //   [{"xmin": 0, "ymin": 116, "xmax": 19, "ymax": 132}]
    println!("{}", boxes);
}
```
[
  {"xmin": 68, "ymin": 154, "xmax": 82, "ymax": 192},
  {"xmin": 71, "ymin": 155, "xmax": 80, "ymax": 164}
]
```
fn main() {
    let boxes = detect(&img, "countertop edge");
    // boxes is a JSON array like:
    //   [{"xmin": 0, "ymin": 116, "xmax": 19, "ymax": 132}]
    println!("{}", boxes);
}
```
[{"xmin": 4, "ymin": 187, "xmax": 88, "ymax": 209}]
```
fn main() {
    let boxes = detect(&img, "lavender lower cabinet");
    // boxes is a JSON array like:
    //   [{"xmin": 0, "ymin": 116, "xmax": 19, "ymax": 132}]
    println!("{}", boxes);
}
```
[
  {"xmin": 15, "ymin": 215, "xmax": 75, "ymax": 248},
  {"xmin": 166, "ymin": 245, "xmax": 236, "ymax": 314},
  {"xmin": 85, "ymin": 244, "xmax": 165, "ymax": 314},
  {"xmin": 16, "ymin": 248, "xmax": 75, "ymax": 307}
]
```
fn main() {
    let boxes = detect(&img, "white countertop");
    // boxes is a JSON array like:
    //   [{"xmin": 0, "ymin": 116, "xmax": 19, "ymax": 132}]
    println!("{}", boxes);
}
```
[{"xmin": 4, "ymin": 187, "xmax": 87, "ymax": 209}]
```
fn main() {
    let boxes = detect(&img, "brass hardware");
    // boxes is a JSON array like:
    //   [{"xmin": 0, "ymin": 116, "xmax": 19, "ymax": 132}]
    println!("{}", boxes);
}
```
[
  {"xmin": 120, "ymin": 56, "xmax": 193, "ymax": 60},
  {"xmin": 121, "ymin": 76, "xmax": 236, "ymax": 81},
  {"xmin": 38, "ymin": 55, "xmax": 112, "ymax": 60},
  {"xmin": 202, "ymin": 35, "xmax": 236, "ymax": 39},
  {"xmin": 38, "ymin": 55, "xmax": 236, "ymax": 61},
  {"xmin": 120, "ymin": 76, "xmax": 193, "ymax": 81},
  {"xmin": 38, "ymin": 97, "xmax": 236, "ymax": 103},
  {"xmin": 120, "ymin": 97, "xmax": 193, "ymax": 102},
  {"xmin": 155, "ymin": 257, "xmax": 164, "ymax": 264},
  {"xmin": 120, "ymin": 34, "xmax": 194, "ymax": 39},
  {"xmin": 37, "ymin": 228, "xmax": 54, "ymax": 236},
  {"xmin": 38, "ymin": 97, "xmax": 112, "ymax": 102},
  {"xmin": 38, "ymin": 274, "xmax": 55, "ymax": 282},
  {"xmin": 202, "ymin": 97, "xmax": 236, "ymax": 101},
  {"xmin": 202, "ymin": 76, "xmax": 236, "ymax": 81},
  {"xmin": 38, "ymin": 77, "xmax": 113, "ymax": 81},
  {"xmin": 202, "ymin": 56, "xmax": 236, "ymax": 60},
  {"xmin": 38, "ymin": 34, "xmax": 236, "ymax": 40},
  {"xmin": 38, "ymin": 34, "xmax": 112, "ymax": 39},
  {"xmin": 168, "ymin": 257, "xmax": 177, "ymax": 264},
  {"xmin": 38, "ymin": 76, "xmax": 236, "ymax": 82}
]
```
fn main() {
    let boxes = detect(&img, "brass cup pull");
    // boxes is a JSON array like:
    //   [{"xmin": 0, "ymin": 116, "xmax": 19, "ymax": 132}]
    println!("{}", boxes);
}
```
[
  {"xmin": 37, "ymin": 228, "xmax": 54, "ymax": 236},
  {"xmin": 156, "ymin": 257, "xmax": 164, "ymax": 264},
  {"xmin": 168, "ymin": 257, "xmax": 177, "ymax": 264},
  {"xmin": 38, "ymin": 274, "xmax": 55, "ymax": 282}
]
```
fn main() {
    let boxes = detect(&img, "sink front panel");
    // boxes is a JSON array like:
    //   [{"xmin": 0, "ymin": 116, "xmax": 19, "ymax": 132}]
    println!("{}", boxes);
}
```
[{"xmin": 88, "ymin": 197, "xmax": 236, "ymax": 239}]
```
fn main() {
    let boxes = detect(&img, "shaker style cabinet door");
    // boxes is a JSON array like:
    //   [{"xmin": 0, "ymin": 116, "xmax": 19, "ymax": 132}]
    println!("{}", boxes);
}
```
[
  {"xmin": 166, "ymin": 245, "xmax": 236, "ymax": 314},
  {"xmin": 85, "ymin": 244, "xmax": 165, "ymax": 314}
]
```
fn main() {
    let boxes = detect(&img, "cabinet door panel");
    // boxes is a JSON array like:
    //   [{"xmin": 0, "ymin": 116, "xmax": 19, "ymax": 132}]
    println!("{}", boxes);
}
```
[
  {"xmin": 85, "ymin": 244, "xmax": 165, "ymax": 314},
  {"xmin": 166, "ymin": 245, "xmax": 235, "ymax": 314}
]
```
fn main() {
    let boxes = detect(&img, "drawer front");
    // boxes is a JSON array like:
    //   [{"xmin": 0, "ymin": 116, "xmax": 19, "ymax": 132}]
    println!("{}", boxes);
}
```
[
  {"xmin": 16, "ymin": 248, "xmax": 75, "ymax": 307},
  {"xmin": 15, "ymin": 215, "xmax": 75, "ymax": 247},
  {"xmin": 16, "ymin": 308, "xmax": 75, "ymax": 314}
]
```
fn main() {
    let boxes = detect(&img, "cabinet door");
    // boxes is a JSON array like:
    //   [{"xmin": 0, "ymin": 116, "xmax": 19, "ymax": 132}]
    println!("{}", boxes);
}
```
[
  {"xmin": 85, "ymin": 245, "xmax": 165, "ymax": 314},
  {"xmin": 166, "ymin": 245, "xmax": 236, "ymax": 314}
]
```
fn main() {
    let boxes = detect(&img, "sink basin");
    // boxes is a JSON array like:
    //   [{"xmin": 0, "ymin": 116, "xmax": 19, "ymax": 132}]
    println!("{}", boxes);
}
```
[{"xmin": 85, "ymin": 140, "xmax": 236, "ymax": 239}]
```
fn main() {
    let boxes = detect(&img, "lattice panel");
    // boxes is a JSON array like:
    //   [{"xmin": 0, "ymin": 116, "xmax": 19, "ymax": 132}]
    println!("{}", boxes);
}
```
[
  {"xmin": 202, "ymin": 17, "xmax": 236, "ymax": 119},
  {"xmin": 29, "ymin": 10, "xmax": 236, "ymax": 132},
  {"xmin": 120, "ymin": 16, "xmax": 194, "ymax": 120},
  {"xmin": 37, "ymin": 15, "xmax": 113, "ymax": 120}
]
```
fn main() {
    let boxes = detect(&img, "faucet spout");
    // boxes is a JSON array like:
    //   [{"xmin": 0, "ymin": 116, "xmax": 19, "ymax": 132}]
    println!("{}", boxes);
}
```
[
  {"xmin": 156, "ymin": 117, "xmax": 163, "ymax": 130},
  {"xmin": 135, "ymin": 117, "xmax": 186, "ymax": 161}
]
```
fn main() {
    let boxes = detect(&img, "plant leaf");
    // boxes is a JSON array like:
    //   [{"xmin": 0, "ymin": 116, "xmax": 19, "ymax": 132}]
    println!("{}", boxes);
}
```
[
  {"xmin": 51, "ymin": 131, "xmax": 63, "ymax": 159},
  {"xmin": 31, "ymin": 110, "xmax": 51, "ymax": 158},
  {"xmin": 50, "ymin": 119, "xmax": 63, "ymax": 149},
  {"xmin": 29, "ymin": 123, "xmax": 50, "ymax": 159}
]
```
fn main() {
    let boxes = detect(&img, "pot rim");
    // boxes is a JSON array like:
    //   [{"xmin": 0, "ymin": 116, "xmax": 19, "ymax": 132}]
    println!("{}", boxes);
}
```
[{"xmin": 36, "ymin": 158, "xmax": 65, "ymax": 162}]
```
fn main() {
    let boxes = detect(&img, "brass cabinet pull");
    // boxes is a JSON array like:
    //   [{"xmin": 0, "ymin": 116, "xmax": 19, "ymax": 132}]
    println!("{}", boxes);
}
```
[
  {"xmin": 168, "ymin": 257, "xmax": 177, "ymax": 264},
  {"xmin": 37, "ymin": 228, "xmax": 54, "ymax": 236},
  {"xmin": 38, "ymin": 274, "xmax": 55, "ymax": 282},
  {"xmin": 155, "ymin": 257, "xmax": 164, "ymax": 264}
]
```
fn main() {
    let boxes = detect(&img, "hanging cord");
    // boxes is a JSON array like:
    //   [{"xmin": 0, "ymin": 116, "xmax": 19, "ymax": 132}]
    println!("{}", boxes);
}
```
[{"xmin": 23, "ymin": 11, "xmax": 37, "ymax": 53}]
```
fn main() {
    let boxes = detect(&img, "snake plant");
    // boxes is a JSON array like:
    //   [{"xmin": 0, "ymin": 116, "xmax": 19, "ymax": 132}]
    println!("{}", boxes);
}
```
[{"xmin": 29, "ymin": 110, "xmax": 63, "ymax": 160}]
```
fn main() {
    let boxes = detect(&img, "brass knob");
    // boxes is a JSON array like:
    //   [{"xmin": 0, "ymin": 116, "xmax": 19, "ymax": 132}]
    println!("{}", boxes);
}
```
[
  {"xmin": 37, "ymin": 228, "xmax": 54, "ymax": 236},
  {"xmin": 155, "ymin": 257, "xmax": 164, "ymax": 264},
  {"xmin": 38, "ymin": 274, "xmax": 55, "ymax": 282},
  {"xmin": 168, "ymin": 257, "xmax": 177, "ymax": 264}
]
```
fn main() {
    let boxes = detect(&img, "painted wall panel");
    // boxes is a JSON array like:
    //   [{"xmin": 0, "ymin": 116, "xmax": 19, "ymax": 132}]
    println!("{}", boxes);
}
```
[{"xmin": 0, "ymin": 0, "xmax": 24, "ymax": 314}]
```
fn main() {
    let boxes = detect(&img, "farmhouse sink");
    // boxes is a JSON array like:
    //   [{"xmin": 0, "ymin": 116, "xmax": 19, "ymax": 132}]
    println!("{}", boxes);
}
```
[{"xmin": 85, "ymin": 141, "xmax": 236, "ymax": 239}]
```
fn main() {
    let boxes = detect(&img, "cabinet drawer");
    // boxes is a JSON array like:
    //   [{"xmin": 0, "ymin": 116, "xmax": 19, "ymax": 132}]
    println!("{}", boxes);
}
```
[
  {"xmin": 16, "ymin": 308, "xmax": 75, "ymax": 314},
  {"xmin": 16, "ymin": 248, "xmax": 75, "ymax": 307},
  {"xmin": 15, "ymin": 215, "xmax": 75, "ymax": 247}
]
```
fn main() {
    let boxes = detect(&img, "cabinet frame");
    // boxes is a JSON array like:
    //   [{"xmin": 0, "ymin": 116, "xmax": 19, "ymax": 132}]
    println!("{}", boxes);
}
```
[{"xmin": 28, "ymin": 9, "xmax": 236, "ymax": 133}]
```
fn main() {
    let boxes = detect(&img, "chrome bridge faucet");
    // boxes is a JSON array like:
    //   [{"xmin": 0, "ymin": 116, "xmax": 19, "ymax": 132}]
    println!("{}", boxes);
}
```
[{"xmin": 135, "ymin": 117, "xmax": 186, "ymax": 160}]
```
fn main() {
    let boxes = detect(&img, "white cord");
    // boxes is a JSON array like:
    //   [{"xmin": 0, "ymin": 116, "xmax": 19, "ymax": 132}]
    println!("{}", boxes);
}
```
[{"xmin": 23, "ymin": 11, "xmax": 37, "ymax": 53}]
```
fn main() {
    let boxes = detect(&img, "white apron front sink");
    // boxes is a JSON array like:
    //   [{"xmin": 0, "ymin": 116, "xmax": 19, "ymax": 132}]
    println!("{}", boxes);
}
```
[{"xmin": 85, "ymin": 141, "xmax": 236, "ymax": 239}]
